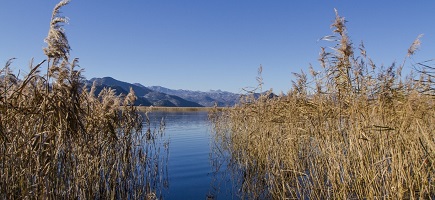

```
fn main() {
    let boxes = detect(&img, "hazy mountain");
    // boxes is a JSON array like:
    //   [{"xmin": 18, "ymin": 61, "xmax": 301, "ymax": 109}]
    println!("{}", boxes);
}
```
[
  {"xmin": 88, "ymin": 77, "xmax": 203, "ymax": 107},
  {"xmin": 147, "ymin": 86, "xmax": 240, "ymax": 107}
]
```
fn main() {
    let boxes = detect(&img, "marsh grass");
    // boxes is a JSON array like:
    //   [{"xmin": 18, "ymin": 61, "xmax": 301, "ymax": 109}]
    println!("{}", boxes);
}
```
[
  {"xmin": 210, "ymin": 10, "xmax": 434, "ymax": 199},
  {"xmin": 0, "ymin": 1, "xmax": 167, "ymax": 199}
]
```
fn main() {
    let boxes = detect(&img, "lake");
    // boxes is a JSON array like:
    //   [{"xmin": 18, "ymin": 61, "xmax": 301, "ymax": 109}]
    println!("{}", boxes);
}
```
[{"xmin": 146, "ymin": 111, "xmax": 237, "ymax": 200}]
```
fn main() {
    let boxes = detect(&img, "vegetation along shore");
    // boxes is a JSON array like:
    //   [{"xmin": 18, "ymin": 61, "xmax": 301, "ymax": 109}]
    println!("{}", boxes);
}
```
[
  {"xmin": 1, "ymin": 1, "xmax": 167, "ymax": 199},
  {"xmin": 1, "ymin": 0, "xmax": 433, "ymax": 199},
  {"xmin": 210, "ymin": 9, "xmax": 434, "ymax": 199}
]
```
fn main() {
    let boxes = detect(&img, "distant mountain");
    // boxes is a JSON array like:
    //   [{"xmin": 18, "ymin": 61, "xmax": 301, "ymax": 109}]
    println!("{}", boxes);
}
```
[
  {"xmin": 147, "ymin": 86, "xmax": 240, "ymax": 107},
  {"xmin": 88, "ymin": 77, "xmax": 203, "ymax": 107},
  {"xmin": 143, "ymin": 91, "xmax": 201, "ymax": 107},
  {"xmin": 90, "ymin": 77, "xmax": 152, "ymax": 97},
  {"xmin": 89, "ymin": 83, "xmax": 153, "ymax": 106}
]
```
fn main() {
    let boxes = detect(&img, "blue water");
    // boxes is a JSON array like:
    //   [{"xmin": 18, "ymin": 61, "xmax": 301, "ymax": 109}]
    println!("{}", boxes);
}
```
[{"xmin": 147, "ymin": 111, "xmax": 236, "ymax": 200}]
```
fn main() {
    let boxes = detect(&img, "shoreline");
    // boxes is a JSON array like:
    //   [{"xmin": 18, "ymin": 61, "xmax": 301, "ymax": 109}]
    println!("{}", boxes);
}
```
[{"xmin": 136, "ymin": 106, "xmax": 227, "ymax": 112}]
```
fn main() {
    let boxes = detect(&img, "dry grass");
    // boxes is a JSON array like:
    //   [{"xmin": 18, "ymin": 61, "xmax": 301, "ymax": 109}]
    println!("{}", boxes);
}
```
[
  {"xmin": 210, "ymin": 10, "xmax": 434, "ymax": 199},
  {"xmin": 0, "ymin": 1, "xmax": 167, "ymax": 199}
]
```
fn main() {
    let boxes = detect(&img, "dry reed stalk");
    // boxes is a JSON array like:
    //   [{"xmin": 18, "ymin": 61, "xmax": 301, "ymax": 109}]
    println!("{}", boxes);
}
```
[
  {"xmin": 210, "ymin": 10, "xmax": 434, "ymax": 200},
  {"xmin": 0, "ymin": 1, "xmax": 168, "ymax": 199}
]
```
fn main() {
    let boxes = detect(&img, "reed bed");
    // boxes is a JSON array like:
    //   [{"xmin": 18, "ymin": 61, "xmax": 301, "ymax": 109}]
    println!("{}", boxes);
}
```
[
  {"xmin": 210, "ymin": 10, "xmax": 434, "ymax": 199},
  {"xmin": 0, "ymin": 1, "xmax": 167, "ymax": 199}
]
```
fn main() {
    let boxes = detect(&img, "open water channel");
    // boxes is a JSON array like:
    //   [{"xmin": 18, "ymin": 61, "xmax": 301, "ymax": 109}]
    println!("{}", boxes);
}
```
[{"xmin": 146, "ymin": 111, "xmax": 237, "ymax": 199}]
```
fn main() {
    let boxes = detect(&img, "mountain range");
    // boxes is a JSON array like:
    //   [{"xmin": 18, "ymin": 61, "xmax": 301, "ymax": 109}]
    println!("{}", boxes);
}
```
[
  {"xmin": 87, "ymin": 77, "xmax": 241, "ymax": 107},
  {"xmin": 147, "ymin": 86, "xmax": 239, "ymax": 107}
]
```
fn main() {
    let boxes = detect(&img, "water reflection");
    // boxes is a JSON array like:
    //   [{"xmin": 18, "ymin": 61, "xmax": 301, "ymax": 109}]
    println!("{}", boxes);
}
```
[
  {"xmin": 139, "ymin": 111, "xmax": 169, "ymax": 199},
  {"xmin": 146, "ymin": 111, "xmax": 236, "ymax": 199}
]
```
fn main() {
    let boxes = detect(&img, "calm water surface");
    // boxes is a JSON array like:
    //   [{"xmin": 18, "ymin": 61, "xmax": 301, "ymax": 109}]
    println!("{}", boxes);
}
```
[{"xmin": 147, "ymin": 111, "xmax": 236, "ymax": 200}]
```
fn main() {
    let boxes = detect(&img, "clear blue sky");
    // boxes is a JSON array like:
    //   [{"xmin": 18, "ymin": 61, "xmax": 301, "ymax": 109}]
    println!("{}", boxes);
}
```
[{"xmin": 1, "ymin": 1, "xmax": 434, "ymax": 93}]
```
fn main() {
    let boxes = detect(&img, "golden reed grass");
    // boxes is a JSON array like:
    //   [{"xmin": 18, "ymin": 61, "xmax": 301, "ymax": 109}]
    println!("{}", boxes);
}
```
[
  {"xmin": 0, "ymin": 1, "xmax": 167, "ymax": 199},
  {"xmin": 210, "ymin": 10, "xmax": 434, "ymax": 199}
]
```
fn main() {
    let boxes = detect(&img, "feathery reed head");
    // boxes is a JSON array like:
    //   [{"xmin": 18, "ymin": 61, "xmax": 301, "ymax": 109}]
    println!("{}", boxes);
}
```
[
  {"xmin": 408, "ymin": 34, "xmax": 423, "ymax": 57},
  {"xmin": 43, "ymin": 0, "xmax": 71, "ymax": 60}
]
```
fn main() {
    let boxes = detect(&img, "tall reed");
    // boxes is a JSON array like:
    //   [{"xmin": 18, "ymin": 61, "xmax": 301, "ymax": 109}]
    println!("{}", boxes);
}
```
[
  {"xmin": 0, "ymin": 1, "xmax": 167, "ymax": 199},
  {"xmin": 210, "ymin": 10, "xmax": 434, "ymax": 199}
]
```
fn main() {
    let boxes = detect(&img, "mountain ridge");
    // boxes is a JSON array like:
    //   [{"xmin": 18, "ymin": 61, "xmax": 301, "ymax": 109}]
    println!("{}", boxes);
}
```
[
  {"xmin": 87, "ymin": 77, "xmax": 240, "ymax": 107},
  {"xmin": 88, "ymin": 77, "xmax": 203, "ymax": 107},
  {"xmin": 147, "ymin": 85, "xmax": 240, "ymax": 107}
]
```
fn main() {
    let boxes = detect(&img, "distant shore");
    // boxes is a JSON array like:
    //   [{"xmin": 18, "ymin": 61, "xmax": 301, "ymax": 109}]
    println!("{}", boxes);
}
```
[{"xmin": 136, "ymin": 106, "xmax": 227, "ymax": 112}]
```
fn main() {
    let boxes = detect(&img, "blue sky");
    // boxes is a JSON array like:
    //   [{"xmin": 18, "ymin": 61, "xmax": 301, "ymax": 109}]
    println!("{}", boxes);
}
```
[{"xmin": 1, "ymin": 1, "xmax": 434, "ymax": 93}]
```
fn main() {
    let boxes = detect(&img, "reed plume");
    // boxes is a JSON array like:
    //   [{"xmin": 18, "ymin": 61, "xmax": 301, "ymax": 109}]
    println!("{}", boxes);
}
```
[
  {"xmin": 0, "ymin": 1, "xmax": 167, "ymax": 199},
  {"xmin": 44, "ymin": 0, "xmax": 71, "ymax": 60},
  {"xmin": 210, "ymin": 10, "xmax": 434, "ymax": 199}
]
